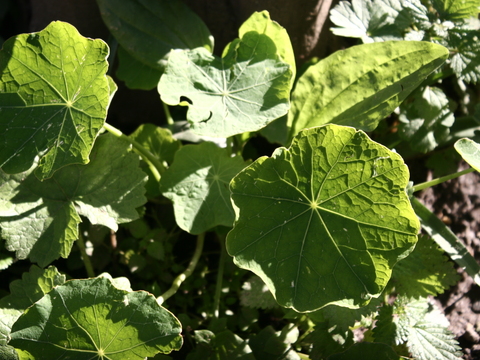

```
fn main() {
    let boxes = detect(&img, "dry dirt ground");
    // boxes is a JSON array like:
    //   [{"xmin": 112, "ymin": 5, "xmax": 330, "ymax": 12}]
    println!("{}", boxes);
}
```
[{"xmin": 418, "ymin": 162, "xmax": 480, "ymax": 359}]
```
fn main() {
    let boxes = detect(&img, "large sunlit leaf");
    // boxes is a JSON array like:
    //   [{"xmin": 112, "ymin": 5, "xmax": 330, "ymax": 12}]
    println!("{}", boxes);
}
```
[
  {"xmin": 288, "ymin": 41, "xmax": 448, "ymax": 139},
  {"xmin": 227, "ymin": 125, "xmax": 419, "ymax": 312},
  {"xmin": 160, "ymin": 142, "xmax": 248, "ymax": 234},
  {"xmin": 454, "ymin": 138, "xmax": 480, "ymax": 171},
  {"xmin": 0, "ymin": 21, "xmax": 113, "ymax": 180},
  {"xmin": 158, "ymin": 11, "xmax": 292, "ymax": 138},
  {"xmin": 0, "ymin": 134, "xmax": 147, "ymax": 266},
  {"xmin": 97, "ymin": 0, "xmax": 213, "ymax": 90},
  {"xmin": 8, "ymin": 277, "xmax": 183, "ymax": 359}
]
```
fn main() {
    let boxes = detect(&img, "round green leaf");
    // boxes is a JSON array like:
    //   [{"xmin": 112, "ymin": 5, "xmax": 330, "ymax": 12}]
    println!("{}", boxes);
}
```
[
  {"xmin": 454, "ymin": 138, "xmax": 480, "ymax": 172},
  {"xmin": 9, "ymin": 277, "xmax": 182, "ymax": 359},
  {"xmin": 227, "ymin": 125, "xmax": 419, "ymax": 312},
  {"xmin": 160, "ymin": 142, "xmax": 248, "ymax": 234},
  {"xmin": 158, "ymin": 11, "xmax": 292, "ymax": 138},
  {"xmin": 0, "ymin": 21, "xmax": 113, "ymax": 180}
]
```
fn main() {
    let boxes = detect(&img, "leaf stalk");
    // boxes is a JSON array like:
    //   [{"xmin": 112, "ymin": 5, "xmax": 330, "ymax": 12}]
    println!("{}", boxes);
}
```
[
  {"xmin": 76, "ymin": 231, "xmax": 95, "ymax": 278},
  {"xmin": 213, "ymin": 235, "xmax": 227, "ymax": 318},
  {"xmin": 412, "ymin": 167, "xmax": 475, "ymax": 192},
  {"xmin": 102, "ymin": 122, "xmax": 165, "ymax": 180},
  {"xmin": 157, "ymin": 232, "xmax": 206, "ymax": 305}
]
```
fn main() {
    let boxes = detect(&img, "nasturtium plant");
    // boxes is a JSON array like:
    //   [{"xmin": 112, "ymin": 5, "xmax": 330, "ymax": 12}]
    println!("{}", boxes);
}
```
[
  {"xmin": 0, "ymin": 21, "xmax": 113, "ymax": 180},
  {"xmin": 288, "ymin": 41, "xmax": 449, "ymax": 139},
  {"xmin": 9, "ymin": 277, "xmax": 183, "ymax": 360},
  {"xmin": 1, "ymin": 2, "xmax": 478, "ymax": 358},
  {"xmin": 227, "ymin": 125, "xmax": 420, "ymax": 312},
  {"xmin": 160, "ymin": 141, "xmax": 248, "ymax": 234},
  {"xmin": 158, "ymin": 11, "xmax": 293, "ymax": 138},
  {"xmin": 0, "ymin": 134, "xmax": 147, "ymax": 266}
]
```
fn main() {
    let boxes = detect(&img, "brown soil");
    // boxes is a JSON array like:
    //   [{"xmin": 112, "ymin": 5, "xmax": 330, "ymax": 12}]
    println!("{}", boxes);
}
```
[{"xmin": 418, "ymin": 162, "xmax": 480, "ymax": 360}]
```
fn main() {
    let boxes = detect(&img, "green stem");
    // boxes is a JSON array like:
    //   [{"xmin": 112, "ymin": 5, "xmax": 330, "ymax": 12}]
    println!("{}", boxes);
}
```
[
  {"xmin": 157, "ymin": 232, "xmax": 205, "ymax": 305},
  {"xmin": 102, "ymin": 122, "xmax": 165, "ymax": 180},
  {"xmin": 213, "ymin": 235, "xmax": 227, "ymax": 318},
  {"xmin": 77, "ymin": 232, "xmax": 95, "ymax": 278},
  {"xmin": 412, "ymin": 167, "xmax": 475, "ymax": 192},
  {"xmin": 163, "ymin": 102, "xmax": 174, "ymax": 126}
]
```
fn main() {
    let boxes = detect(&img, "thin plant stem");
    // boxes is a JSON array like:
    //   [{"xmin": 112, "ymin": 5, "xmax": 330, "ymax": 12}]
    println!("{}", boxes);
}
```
[
  {"xmin": 157, "ymin": 232, "xmax": 206, "ymax": 305},
  {"xmin": 412, "ymin": 167, "xmax": 475, "ymax": 192},
  {"xmin": 102, "ymin": 122, "xmax": 165, "ymax": 180},
  {"xmin": 163, "ymin": 102, "xmax": 174, "ymax": 126},
  {"xmin": 77, "ymin": 231, "xmax": 95, "ymax": 278},
  {"xmin": 213, "ymin": 235, "xmax": 227, "ymax": 318}
]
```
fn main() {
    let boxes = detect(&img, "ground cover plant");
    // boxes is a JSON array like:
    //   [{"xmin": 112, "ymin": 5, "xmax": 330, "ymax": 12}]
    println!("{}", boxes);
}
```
[{"xmin": 1, "ymin": 0, "xmax": 480, "ymax": 359}]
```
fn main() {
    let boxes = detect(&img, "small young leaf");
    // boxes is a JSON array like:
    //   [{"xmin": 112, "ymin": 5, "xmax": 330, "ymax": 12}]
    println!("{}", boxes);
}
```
[
  {"xmin": 454, "ymin": 138, "xmax": 480, "ymax": 171},
  {"xmin": 160, "ymin": 142, "xmax": 248, "ymax": 234},
  {"xmin": 0, "ymin": 134, "xmax": 147, "ymax": 266},
  {"xmin": 129, "ymin": 124, "xmax": 181, "ymax": 165},
  {"xmin": 0, "ymin": 265, "xmax": 65, "ymax": 346},
  {"xmin": 0, "ymin": 21, "xmax": 113, "ymax": 179},
  {"xmin": 158, "ymin": 11, "xmax": 292, "ymax": 138},
  {"xmin": 227, "ymin": 125, "xmax": 420, "ymax": 312},
  {"xmin": 398, "ymin": 86, "xmax": 455, "ymax": 153},
  {"xmin": 288, "ymin": 41, "xmax": 448, "ymax": 139},
  {"xmin": 9, "ymin": 277, "xmax": 183, "ymax": 359},
  {"xmin": 390, "ymin": 235, "xmax": 458, "ymax": 298},
  {"xmin": 97, "ymin": 0, "xmax": 213, "ymax": 88}
]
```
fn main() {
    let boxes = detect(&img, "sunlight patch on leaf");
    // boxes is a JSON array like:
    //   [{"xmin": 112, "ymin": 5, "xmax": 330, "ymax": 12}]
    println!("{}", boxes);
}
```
[{"xmin": 227, "ymin": 125, "xmax": 420, "ymax": 312}]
